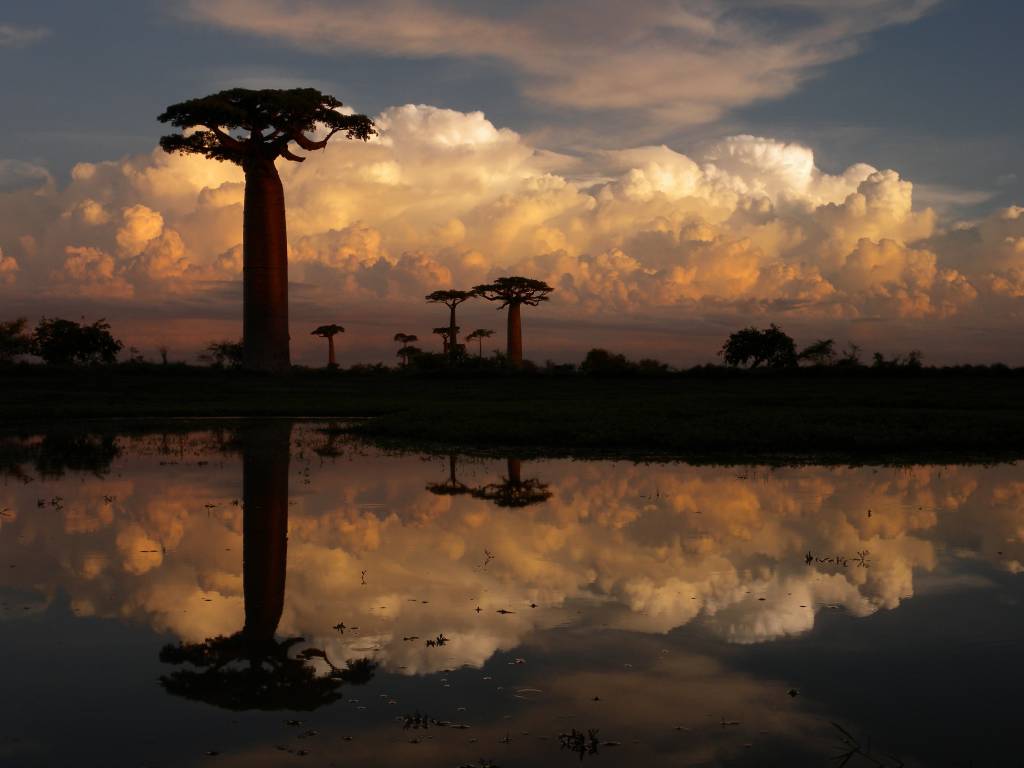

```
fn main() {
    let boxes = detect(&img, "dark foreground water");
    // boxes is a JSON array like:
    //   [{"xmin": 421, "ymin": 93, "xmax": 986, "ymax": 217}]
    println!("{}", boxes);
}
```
[{"xmin": 1, "ymin": 420, "xmax": 1022, "ymax": 767}]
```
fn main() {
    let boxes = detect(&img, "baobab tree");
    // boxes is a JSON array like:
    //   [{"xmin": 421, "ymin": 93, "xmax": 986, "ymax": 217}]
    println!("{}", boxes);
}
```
[
  {"xmin": 393, "ymin": 332, "xmax": 417, "ymax": 367},
  {"xmin": 465, "ymin": 328, "xmax": 494, "ymax": 359},
  {"xmin": 311, "ymin": 324, "xmax": 344, "ymax": 368},
  {"xmin": 432, "ymin": 326, "xmax": 458, "ymax": 355},
  {"xmin": 473, "ymin": 277, "xmax": 553, "ymax": 366},
  {"xmin": 158, "ymin": 88, "xmax": 374, "ymax": 372},
  {"xmin": 425, "ymin": 290, "xmax": 475, "ymax": 364}
]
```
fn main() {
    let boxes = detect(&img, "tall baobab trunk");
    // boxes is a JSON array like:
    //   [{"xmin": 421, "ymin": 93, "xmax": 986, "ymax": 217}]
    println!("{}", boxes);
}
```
[
  {"xmin": 506, "ymin": 302, "xmax": 523, "ymax": 365},
  {"xmin": 241, "ymin": 421, "xmax": 292, "ymax": 645},
  {"xmin": 242, "ymin": 158, "xmax": 290, "ymax": 373},
  {"xmin": 327, "ymin": 335, "xmax": 336, "ymax": 367},
  {"xmin": 449, "ymin": 305, "xmax": 458, "ymax": 365}
]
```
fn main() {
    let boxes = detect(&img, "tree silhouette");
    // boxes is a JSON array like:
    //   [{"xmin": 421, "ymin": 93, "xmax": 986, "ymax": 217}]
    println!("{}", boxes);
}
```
[
  {"xmin": 32, "ymin": 317, "xmax": 122, "ymax": 365},
  {"xmin": 393, "ymin": 332, "xmax": 418, "ymax": 367},
  {"xmin": 465, "ymin": 328, "xmax": 494, "ymax": 359},
  {"xmin": 425, "ymin": 290, "xmax": 475, "ymax": 365},
  {"xmin": 719, "ymin": 324, "xmax": 797, "ymax": 369},
  {"xmin": 472, "ymin": 458, "xmax": 552, "ymax": 508},
  {"xmin": 797, "ymin": 338, "xmax": 835, "ymax": 366},
  {"xmin": 159, "ymin": 422, "xmax": 376, "ymax": 710},
  {"xmin": 158, "ymin": 89, "xmax": 374, "ymax": 372},
  {"xmin": 0, "ymin": 317, "xmax": 31, "ymax": 363},
  {"xmin": 473, "ymin": 277, "xmax": 553, "ymax": 366},
  {"xmin": 397, "ymin": 345, "xmax": 422, "ymax": 367},
  {"xmin": 311, "ymin": 324, "xmax": 345, "ymax": 368},
  {"xmin": 433, "ymin": 326, "xmax": 459, "ymax": 355},
  {"xmin": 200, "ymin": 339, "xmax": 244, "ymax": 369}
]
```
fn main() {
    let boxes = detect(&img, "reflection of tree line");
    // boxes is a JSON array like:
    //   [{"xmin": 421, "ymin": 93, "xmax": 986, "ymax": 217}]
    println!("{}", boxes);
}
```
[
  {"xmin": 428, "ymin": 455, "xmax": 552, "ymax": 508},
  {"xmin": 158, "ymin": 422, "xmax": 376, "ymax": 711},
  {"xmin": 0, "ymin": 431, "xmax": 120, "ymax": 482}
]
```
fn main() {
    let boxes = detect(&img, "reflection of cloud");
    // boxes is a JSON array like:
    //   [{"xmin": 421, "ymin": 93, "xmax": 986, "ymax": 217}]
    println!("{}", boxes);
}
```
[
  {"xmin": 2, "ymin": 427, "xmax": 1023, "ymax": 675},
  {"xmin": 0, "ymin": 24, "xmax": 50, "ymax": 49}
]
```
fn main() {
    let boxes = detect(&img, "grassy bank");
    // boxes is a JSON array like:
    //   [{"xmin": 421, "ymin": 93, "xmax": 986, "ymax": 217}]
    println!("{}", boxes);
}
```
[{"xmin": 2, "ymin": 364, "xmax": 1023, "ymax": 462}]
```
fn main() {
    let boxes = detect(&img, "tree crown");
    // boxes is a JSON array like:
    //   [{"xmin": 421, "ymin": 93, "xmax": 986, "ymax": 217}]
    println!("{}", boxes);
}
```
[
  {"xmin": 719, "ymin": 324, "xmax": 797, "ymax": 369},
  {"xmin": 466, "ymin": 328, "xmax": 494, "ymax": 341},
  {"xmin": 158, "ymin": 88, "xmax": 375, "ymax": 166},
  {"xmin": 425, "ymin": 289, "xmax": 476, "ymax": 308},
  {"xmin": 473, "ymin": 276, "xmax": 554, "ymax": 308},
  {"xmin": 311, "ymin": 324, "xmax": 345, "ymax": 337}
]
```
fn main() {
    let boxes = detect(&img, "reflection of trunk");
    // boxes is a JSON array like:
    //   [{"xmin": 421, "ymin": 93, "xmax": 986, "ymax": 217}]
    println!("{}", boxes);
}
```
[
  {"xmin": 449, "ymin": 305, "xmax": 458, "ymax": 365},
  {"xmin": 507, "ymin": 302, "xmax": 522, "ymax": 365},
  {"xmin": 243, "ymin": 158, "xmax": 290, "ymax": 373},
  {"xmin": 327, "ymin": 336, "xmax": 336, "ymax": 367},
  {"xmin": 449, "ymin": 454, "xmax": 458, "ymax": 484},
  {"xmin": 242, "ymin": 421, "xmax": 292, "ymax": 645},
  {"xmin": 507, "ymin": 457, "xmax": 521, "ymax": 484}
]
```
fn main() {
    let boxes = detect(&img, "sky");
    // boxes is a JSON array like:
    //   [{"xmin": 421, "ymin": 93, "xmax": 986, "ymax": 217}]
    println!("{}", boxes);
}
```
[{"xmin": 1, "ymin": 0, "xmax": 1023, "ymax": 366}]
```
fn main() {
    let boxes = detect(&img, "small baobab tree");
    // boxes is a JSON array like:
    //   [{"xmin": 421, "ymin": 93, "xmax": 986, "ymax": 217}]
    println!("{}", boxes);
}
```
[
  {"xmin": 393, "ymin": 332, "xmax": 418, "ymax": 367},
  {"xmin": 158, "ymin": 88, "xmax": 374, "ymax": 372},
  {"xmin": 465, "ymin": 328, "xmax": 494, "ymax": 359},
  {"xmin": 473, "ymin": 277, "xmax": 554, "ymax": 366},
  {"xmin": 425, "ymin": 290, "xmax": 475, "ymax": 365},
  {"xmin": 311, "ymin": 324, "xmax": 344, "ymax": 368},
  {"xmin": 433, "ymin": 326, "xmax": 458, "ymax": 355}
]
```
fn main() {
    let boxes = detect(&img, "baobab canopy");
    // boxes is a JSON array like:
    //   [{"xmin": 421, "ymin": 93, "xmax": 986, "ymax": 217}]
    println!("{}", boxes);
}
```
[
  {"xmin": 158, "ymin": 88, "xmax": 375, "ymax": 165},
  {"xmin": 158, "ymin": 88, "xmax": 374, "ymax": 373}
]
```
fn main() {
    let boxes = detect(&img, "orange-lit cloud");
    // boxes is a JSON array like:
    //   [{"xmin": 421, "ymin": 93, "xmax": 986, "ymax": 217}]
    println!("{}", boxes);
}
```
[{"xmin": 0, "ymin": 104, "xmax": 1022, "ymax": 363}]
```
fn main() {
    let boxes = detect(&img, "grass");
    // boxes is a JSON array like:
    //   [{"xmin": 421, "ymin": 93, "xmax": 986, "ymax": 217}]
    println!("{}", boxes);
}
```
[{"xmin": 2, "ymin": 363, "xmax": 1023, "ymax": 462}]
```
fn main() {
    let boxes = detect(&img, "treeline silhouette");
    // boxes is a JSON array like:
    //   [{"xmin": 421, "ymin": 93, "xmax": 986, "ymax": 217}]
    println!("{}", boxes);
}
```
[{"xmin": 1, "ymin": 315, "xmax": 1017, "ymax": 376}]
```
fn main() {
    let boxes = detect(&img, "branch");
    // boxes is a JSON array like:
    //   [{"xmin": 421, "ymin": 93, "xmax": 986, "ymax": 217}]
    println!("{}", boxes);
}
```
[
  {"xmin": 205, "ymin": 125, "xmax": 246, "ymax": 152},
  {"xmin": 291, "ymin": 126, "xmax": 341, "ymax": 152},
  {"xmin": 280, "ymin": 145, "xmax": 305, "ymax": 163}
]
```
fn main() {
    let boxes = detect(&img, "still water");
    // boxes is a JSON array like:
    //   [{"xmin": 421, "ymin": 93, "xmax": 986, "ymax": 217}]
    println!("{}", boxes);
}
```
[{"xmin": 1, "ymin": 420, "xmax": 1022, "ymax": 767}]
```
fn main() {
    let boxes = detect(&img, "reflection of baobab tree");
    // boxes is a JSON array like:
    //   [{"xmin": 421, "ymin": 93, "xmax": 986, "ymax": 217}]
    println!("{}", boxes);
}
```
[
  {"xmin": 426, "ymin": 454, "xmax": 473, "ymax": 497},
  {"xmin": 471, "ymin": 458, "xmax": 552, "ymax": 508},
  {"xmin": 159, "ymin": 421, "xmax": 375, "ymax": 710}
]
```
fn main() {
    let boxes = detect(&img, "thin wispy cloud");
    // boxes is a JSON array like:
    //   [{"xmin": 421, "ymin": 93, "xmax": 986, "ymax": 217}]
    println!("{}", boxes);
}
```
[
  {"xmin": 0, "ymin": 23, "xmax": 50, "ymax": 48},
  {"xmin": 181, "ymin": 0, "xmax": 938, "ymax": 136}
]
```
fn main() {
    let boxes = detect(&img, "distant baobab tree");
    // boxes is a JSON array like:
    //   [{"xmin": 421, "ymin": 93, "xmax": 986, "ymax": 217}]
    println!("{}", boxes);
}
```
[
  {"xmin": 432, "ymin": 326, "xmax": 458, "ymax": 355},
  {"xmin": 393, "ymin": 332, "xmax": 417, "ymax": 364},
  {"xmin": 465, "ymin": 328, "xmax": 494, "ymax": 359},
  {"xmin": 158, "ymin": 88, "xmax": 374, "ymax": 372},
  {"xmin": 425, "ymin": 290, "xmax": 475, "ymax": 365},
  {"xmin": 474, "ymin": 277, "xmax": 553, "ymax": 366},
  {"xmin": 311, "ymin": 324, "xmax": 344, "ymax": 368}
]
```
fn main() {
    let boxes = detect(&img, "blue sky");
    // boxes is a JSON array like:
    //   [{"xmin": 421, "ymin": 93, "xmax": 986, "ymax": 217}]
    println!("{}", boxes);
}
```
[{"xmin": 4, "ymin": 0, "xmax": 1021, "ymax": 212}]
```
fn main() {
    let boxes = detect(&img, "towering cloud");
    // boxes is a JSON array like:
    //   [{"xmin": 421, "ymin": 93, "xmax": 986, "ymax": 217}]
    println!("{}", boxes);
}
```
[{"xmin": 0, "ymin": 103, "xmax": 1021, "ymax": 363}]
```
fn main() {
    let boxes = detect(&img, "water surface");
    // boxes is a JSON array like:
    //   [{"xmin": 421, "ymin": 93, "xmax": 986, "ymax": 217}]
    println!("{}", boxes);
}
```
[{"xmin": 1, "ymin": 420, "xmax": 1021, "ymax": 766}]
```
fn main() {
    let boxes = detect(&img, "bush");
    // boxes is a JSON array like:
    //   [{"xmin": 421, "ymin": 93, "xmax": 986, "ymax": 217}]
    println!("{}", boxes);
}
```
[{"xmin": 33, "ymin": 317, "xmax": 123, "ymax": 365}]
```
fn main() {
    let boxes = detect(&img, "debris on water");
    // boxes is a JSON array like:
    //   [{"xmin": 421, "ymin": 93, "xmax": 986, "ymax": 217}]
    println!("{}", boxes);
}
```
[
  {"xmin": 496, "ymin": 609, "xmax": 515, "ymax": 615},
  {"xmin": 475, "ymin": 606, "xmax": 483, "ymax": 613},
  {"xmin": 721, "ymin": 718, "xmax": 741, "ymax": 726},
  {"xmin": 787, "ymin": 688, "xmax": 800, "ymax": 697},
  {"xmin": 425, "ymin": 633, "xmax": 450, "ymax": 647},
  {"xmin": 559, "ymin": 728, "xmax": 601, "ymax": 757},
  {"xmin": 204, "ymin": 750, "xmax": 220, "ymax": 757},
  {"xmin": 402, "ymin": 635, "xmax": 420, "ymax": 642},
  {"xmin": 285, "ymin": 720, "xmax": 303, "ymax": 727}
]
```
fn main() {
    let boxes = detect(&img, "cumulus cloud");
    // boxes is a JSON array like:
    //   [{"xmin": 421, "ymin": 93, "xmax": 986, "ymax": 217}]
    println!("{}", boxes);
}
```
[
  {"xmin": 1, "ymin": 103, "xmax": 1022, "ymax": 362},
  {"xmin": 0, "ymin": 247, "xmax": 17, "ymax": 284},
  {"xmin": 181, "ymin": 0, "xmax": 937, "ymax": 134}
]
